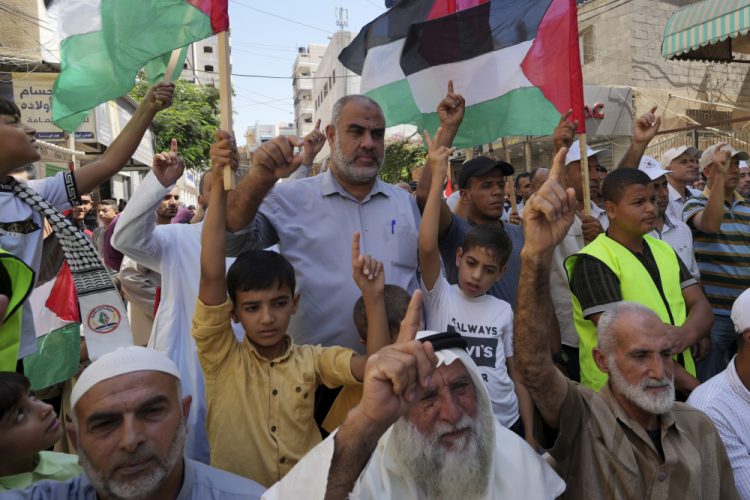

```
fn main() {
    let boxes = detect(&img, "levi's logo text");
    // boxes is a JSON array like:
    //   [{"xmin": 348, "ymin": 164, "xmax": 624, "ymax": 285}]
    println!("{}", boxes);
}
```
[{"xmin": 447, "ymin": 324, "xmax": 498, "ymax": 368}]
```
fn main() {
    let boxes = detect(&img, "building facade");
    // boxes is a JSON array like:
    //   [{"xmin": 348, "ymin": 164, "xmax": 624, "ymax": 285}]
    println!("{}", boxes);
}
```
[{"xmin": 292, "ymin": 45, "xmax": 326, "ymax": 139}]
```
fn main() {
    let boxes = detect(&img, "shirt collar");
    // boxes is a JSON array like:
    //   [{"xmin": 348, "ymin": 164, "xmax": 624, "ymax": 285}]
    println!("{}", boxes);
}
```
[
  {"xmin": 702, "ymin": 186, "xmax": 745, "ymax": 204},
  {"xmin": 727, "ymin": 356, "xmax": 750, "ymax": 405},
  {"xmin": 245, "ymin": 335, "xmax": 295, "ymax": 362},
  {"xmin": 318, "ymin": 168, "xmax": 390, "ymax": 201}
]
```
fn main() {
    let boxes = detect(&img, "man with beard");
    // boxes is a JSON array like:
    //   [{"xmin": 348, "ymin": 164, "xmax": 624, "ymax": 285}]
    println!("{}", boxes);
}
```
[
  {"xmin": 566, "ymin": 168, "xmax": 712, "ymax": 395},
  {"xmin": 224, "ymin": 95, "xmax": 420, "ymax": 352},
  {"xmin": 263, "ymin": 295, "xmax": 565, "ymax": 499},
  {"xmin": 68, "ymin": 193, "xmax": 94, "ymax": 238},
  {"xmin": 514, "ymin": 148, "xmax": 739, "ymax": 499},
  {"xmin": 684, "ymin": 144, "xmax": 750, "ymax": 382},
  {"xmin": 7, "ymin": 346, "xmax": 264, "ymax": 499}
]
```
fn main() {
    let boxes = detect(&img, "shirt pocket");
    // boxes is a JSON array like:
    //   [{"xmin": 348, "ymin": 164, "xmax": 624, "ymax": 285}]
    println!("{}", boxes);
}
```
[{"xmin": 387, "ymin": 214, "xmax": 418, "ymax": 269}]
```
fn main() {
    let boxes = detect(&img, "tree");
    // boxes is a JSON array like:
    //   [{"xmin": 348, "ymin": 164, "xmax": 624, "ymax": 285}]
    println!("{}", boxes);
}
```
[
  {"xmin": 130, "ymin": 79, "xmax": 219, "ymax": 171},
  {"xmin": 379, "ymin": 138, "xmax": 427, "ymax": 184}
]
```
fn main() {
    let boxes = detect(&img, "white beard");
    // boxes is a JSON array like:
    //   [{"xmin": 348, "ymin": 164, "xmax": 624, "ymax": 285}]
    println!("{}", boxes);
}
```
[
  {"xmin": 608, "ymin": 355, "xmax": 675, "ymax": 415},
  {"xmin": 78, "ymin": 420, "xmax": 186, "ymax": 499},
  {"xmin": 390, "ymin": 389, "xmax": 494, "ymax": 500}
]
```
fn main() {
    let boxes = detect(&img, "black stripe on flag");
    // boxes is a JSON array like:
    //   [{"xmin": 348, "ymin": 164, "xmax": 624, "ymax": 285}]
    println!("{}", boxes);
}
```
[
  {"xmin": 339, "ymin": 0, "xmax": 435, "ymax": 74},
  {"xmin": 399, "ymin": 0, "xmax": 552, "ymax": 76}
]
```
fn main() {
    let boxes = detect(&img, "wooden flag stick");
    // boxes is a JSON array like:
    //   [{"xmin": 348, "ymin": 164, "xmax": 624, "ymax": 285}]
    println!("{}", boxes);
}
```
[
  {"xmin": 501, "ymin": 138, "xmax": 517, "ymax": 213},
  {"xmin": 217, "ymin": 30, "xmax": 235, "ymax": 191},
  {"xmin": 580, "ymin": 133, "xmax": 591, "ymax": 217},
  {"xmin": 163, "ymin": 49, "xmax": 183, "ymax": 83}
]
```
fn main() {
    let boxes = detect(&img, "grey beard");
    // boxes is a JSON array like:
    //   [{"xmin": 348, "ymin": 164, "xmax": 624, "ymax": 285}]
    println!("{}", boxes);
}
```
[
  {"xmin": 608, "ymin": 355, "xmax": 675, "ymax": 415},
  {"xmin": 78, "ymin": 420, "xmax": 186, "ymax": 499},
  {"xmin": 331, "ymin": 134, "xmax": 383, "ymax": 185},
  {"xmin": 390, "ymin": 395, "xmax": 494, "ymax": 499}
]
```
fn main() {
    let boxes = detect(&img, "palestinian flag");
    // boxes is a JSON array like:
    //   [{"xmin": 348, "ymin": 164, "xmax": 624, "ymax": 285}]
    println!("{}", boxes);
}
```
[
  {"xmin": 47, "ymin": 0, "xmax": 229, "ymax": 131},
  {"xmin": 339, "ymin": 0, "xmax": 585, "ymax": 148}
]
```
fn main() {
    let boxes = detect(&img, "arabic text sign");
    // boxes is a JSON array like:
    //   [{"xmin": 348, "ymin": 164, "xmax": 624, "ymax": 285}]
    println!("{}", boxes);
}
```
[{"xmin": 11, "ymin": 73, "xmax": 97, "ymax": 142}]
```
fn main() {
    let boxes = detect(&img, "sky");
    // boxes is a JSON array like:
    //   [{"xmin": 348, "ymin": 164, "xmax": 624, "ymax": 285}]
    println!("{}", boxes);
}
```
[{"xmin": 227, "ymin": 0, "xmax": 387, "ymax": 145}]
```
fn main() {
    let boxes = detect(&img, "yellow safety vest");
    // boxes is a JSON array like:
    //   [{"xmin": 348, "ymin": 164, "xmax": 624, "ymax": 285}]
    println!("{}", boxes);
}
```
[
  {"xmin": 565, "ymin": 234, "xmax": 696, "ymax": 390},
  {"xmin": 0, "ymin": 249, "xmax": 35, "ymax": 371}
]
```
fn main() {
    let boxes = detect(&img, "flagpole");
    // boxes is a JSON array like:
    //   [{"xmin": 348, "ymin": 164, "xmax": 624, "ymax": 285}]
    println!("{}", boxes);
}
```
[
  {"xmin": 217, "ymin": 30, "xmax": 235, "ymax": 191},
  {"xmin": 501, "ymin": 137, "xmax": 517, "ymax": 214},
  {"xmin": 580, "ymin": 133, "xmax": 591, "ymax": 217}
]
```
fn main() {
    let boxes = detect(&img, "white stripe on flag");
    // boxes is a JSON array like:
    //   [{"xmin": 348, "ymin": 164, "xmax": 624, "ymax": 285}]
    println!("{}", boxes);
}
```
[
  {"xmin": 49, "ymin": 0, "xmax": 102, "ymax": 40},
  {"xmin": 407, "ymin": 39, "xmax": 535, "ymax": 113},
  {"xmin": 361, "ymin": 39, "xmax": 407, "ymax": 94}
]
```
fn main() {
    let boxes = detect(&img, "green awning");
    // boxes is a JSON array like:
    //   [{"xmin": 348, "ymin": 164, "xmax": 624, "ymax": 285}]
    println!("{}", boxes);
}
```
[{"xmin": 663, "ymin": 0, "xmax": 750, "ymax": 61}]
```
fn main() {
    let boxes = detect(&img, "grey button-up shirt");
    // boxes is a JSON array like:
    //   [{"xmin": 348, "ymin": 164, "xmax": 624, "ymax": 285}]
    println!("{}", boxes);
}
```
[{"xmin": 229, "ymin": 170, "xmax": 420, "ymax": 352}]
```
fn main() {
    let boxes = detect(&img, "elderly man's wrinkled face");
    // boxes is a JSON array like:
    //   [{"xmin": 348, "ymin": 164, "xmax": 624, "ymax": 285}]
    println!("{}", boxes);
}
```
[
  {"xmin": 391, "ymin": 360, "xmax": 493, "ymax": 500},
  {"xmin": 603, "ymin": 311, "xmax": 675, "ymax": 415},
  {"xmin": 72, "ymin": 371, "xmax": 189, "ymax": 499}
]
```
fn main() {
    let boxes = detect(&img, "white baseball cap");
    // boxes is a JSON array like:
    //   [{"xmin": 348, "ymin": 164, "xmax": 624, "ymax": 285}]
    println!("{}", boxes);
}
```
[
  {"xmin": 731, "ymin": 288, "xmax": 750, "ymax": 335},
  {"xmin": 71, "ymin": 346, "xmax": 181, "ymax": 409},
  {"xmin": 739, "ymin": 160, "xmax": 749, "ymax": 170},
  {"xmin": 565, "ymin": 140, "xmax": 609, "ymax": 166},
  {"xmin": 699, "ymin": 144, "xmax": 750, "ymax": 169},
  {"xmin": 638, "ymin": 155, "xmax": 672, "ymax": 180},
  {"xmin": 661, "ymin": 146, "xmax": 699, "ymax": 168}
]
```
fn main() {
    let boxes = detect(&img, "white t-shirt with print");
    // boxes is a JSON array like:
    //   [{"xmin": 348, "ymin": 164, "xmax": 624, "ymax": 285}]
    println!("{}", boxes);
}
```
[
  {"xmin": 421, "ymin": 274, "xmax": 519, "ymax": 428},
  {"xmin": 0, "ymin": 172, "xmax": 76, "ymax": 358}
]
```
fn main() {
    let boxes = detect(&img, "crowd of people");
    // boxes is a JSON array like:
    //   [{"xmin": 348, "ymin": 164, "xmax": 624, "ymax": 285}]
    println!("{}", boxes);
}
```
[{"xmin": 0, "ymin": 78, "xmax": 749, "ymax": 500}]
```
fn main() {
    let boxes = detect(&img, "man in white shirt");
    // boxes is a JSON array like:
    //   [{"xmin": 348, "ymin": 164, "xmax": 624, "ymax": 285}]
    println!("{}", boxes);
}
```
[
  {"xmin": 688, "ymin": 288, "xmax": 750, "ymax": 499},
  {"xmin": 661, "ymin": 146, "xmax": 702, "ymax": 221}
]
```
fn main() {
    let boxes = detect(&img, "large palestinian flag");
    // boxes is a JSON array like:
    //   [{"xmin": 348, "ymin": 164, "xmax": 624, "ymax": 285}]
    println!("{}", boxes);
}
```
[
  {"xmin": 339, "ymin": 0, "xmax": 585, "ymax": 148},
  {"xmin": 47, "ymin": 0, "xmax": 229, "ymax": 131}
]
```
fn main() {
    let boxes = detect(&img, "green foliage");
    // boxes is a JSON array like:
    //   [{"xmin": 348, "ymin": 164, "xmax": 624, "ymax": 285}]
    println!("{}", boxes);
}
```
[
  {"xmin": 130, "ymin": 79, "xmax": 219, "ymax": 171},
  {"xmin": 380, "ymin": 138, "xmax": 427, "ymax": 184}
]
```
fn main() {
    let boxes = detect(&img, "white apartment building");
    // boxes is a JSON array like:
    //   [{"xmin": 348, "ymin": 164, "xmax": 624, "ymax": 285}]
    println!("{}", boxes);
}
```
[
  {"xmin": 180, "ymin": 35, "xmax": 220, "ymax": 86},
  {"xmin": 292, "ymin": 45, "xmax": 326, "ymax": 138}
]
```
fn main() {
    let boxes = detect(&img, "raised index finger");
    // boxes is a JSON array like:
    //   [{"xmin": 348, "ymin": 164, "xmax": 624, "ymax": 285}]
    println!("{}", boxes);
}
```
[
  {"xmin": 351, "ymin": 231, "xmax": 361, "ymax": 263},
  {"xmin": 548, "ymin": 147, "xmax": 568, "ymax": 185},
  {"xmin": 558, "ymin": 109, "xmax": 573, "ymax": 126},
  {"xmin": 171, "ymin": 138, "xmax": 178, "ymax": 154},
  {"xmin": 447, "ymin": 80, "xmax": 454, "ymax": 94},
  {"xmin": 314, "ymin": 118, "xmax": 321, "ymax": 131},
  {"xmin": 397, "ymin": 290, "xmax": 423, "ymax": 344}
]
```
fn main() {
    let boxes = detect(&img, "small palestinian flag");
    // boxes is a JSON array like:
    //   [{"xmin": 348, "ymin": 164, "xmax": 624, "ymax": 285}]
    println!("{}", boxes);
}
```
[
  {"xmin": 339, "ymin": 0, "xmax": 585, "ymax": 148},
  {"xmin": 47, "ymin": 0, "xmax": 229, "ymax": 131}
]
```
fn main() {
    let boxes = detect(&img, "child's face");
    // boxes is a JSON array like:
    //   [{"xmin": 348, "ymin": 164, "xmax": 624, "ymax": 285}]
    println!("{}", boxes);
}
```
[
  {"xmin": 0, "ymin": 392, "xmax": 61, "ymax": 458},
  {"xmin": 232, "ymin": 285, "xmax": 299, "ymax": 357},
  {"xmin": 456, "ymin": 246, "xmax": 504, "ymax": 298},
  {"xmin": 0, "ymin": 115, "xmax": 40, "ymax": 175},
  {"xmin": 605, "ymin": 183, "xmax": 657, "ymax": 237}
]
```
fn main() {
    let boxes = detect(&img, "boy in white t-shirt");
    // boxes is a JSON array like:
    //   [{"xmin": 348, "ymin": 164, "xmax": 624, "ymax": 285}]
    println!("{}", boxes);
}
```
[{"xmin": 419, "ymin": 128, "xmax": 535, "ymax": 447}]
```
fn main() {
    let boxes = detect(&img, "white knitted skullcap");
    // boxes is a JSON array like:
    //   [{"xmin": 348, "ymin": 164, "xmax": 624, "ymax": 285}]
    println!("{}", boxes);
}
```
[{"xmin": 71, "ymin": 346, "xmax": 180, "ymax": 410}]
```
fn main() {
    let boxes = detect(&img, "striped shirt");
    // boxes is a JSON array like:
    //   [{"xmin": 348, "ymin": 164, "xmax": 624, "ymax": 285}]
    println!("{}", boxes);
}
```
[
  {"xmin": 688, "ymin": 357, "xmax": 750, "ymax": 499},
  {"xmin": 683, "ymin": 190, "xmax": 750, "ymax": 315}
]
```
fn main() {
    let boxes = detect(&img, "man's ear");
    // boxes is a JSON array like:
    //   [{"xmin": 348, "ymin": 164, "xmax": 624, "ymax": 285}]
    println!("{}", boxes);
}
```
[
  {"xmin": 455, "ymin": 247, "xmax": 463, "ymax": 268},
  {"xmin": 230, "ymin": 306, "xmax": 238, "ymax": 324},
  {"xmin": 292, "ymin": 293, "xmax": 301, "ymax": 314},
  {"xmin": 181, "ymin": 395, "xmax": 192, "ymax": 421},
  {"xmin": 325, "ymin": 125, "xmax": 336, "ymax": 146},
  {"xmin": 459, "ymin": 188, "xmax": 470, "ymax": 202},
  {"xmin": 593, "ymin": 348, "xmax": 609, "ymax": 374},
  {"xmin": 604, "ymin": 200, "xmax": 616, "ymax": 221}
]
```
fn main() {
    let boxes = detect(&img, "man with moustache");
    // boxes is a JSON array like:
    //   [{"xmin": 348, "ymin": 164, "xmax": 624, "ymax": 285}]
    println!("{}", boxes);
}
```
[
  {"xmin": 738, "ymin": 160, "xmax": 750, "ymax": 198},
  {"xmin": 6, "ymin": 346, "xmax": 264, "ymax": 499},
  {"xmin": 225, "ymin": 94, "xmax": 420, "ymax": 352},
  {"xmin": 264, "ymin": 301, "xmax": 565, "ymax": 500},
  {"xmin": 514, "ymin": 148, "xmax": 739, "ymax": 499}
]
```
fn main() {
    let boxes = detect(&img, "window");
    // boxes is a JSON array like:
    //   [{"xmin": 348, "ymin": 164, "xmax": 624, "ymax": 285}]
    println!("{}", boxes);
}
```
[
  {"xmin": 183, "ymin": 63, "xmax": 188, "ymax": 69},
  {"xmin": 579, "ymin": 26, "xmax": 594, "ymax": 64},
  {"xmin": 204, "ymin": 65, "xmax": 214, "ymax": 72},
  {"xmin": 203, "ymin": 46, "xmax": 213, "ymax": 53}
]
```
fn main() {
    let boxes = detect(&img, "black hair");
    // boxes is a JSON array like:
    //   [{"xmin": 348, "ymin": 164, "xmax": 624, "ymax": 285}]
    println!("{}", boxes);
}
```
[
  {"xmin": 595, "ymin": 165, "xmax": 608, "ymax": 174},
  {"xmin": 461, "ymin": 223, "xmax": 512, "ymax": 268},
  {"xmin": 514, "ymin": 172, "xmax": 531, "ymax": 189},
  {"xmin": 0, "ymin": 97, "xmax": 21, "ymax": 119},
  {"xmin": 98, "ymin": 199, "xmax": 118, "ymax": 209},
  {"xmin": 198, "ymin": 171, "xmax": 211, "ymax": 197},
  {"xmin": 226, "ymin": 250, "xmax": 296, "ymax": 303},
  {"xmin": 602, "ymin": 168, "xmax": 652, "ymax": 203},
  {"xmin": 352, "ymin": 284, "xmax": 411, "ymax": 342},
  {"xmin": 0, "ymin": 372, "xmax": 30, "ymax": 421}
]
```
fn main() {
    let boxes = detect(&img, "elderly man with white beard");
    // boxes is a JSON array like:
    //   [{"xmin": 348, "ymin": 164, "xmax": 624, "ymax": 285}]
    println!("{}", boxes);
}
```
[
  {"xmin": 6, "ymin": 346, "xmax": 265, "ymax": 500},
  {"xmin": 515, "ymin": 146, "xmax": 739, "ymax": 499},
  {"xmin": 262, "ymin": 292, "xmax": 565, "ymax": 500}
]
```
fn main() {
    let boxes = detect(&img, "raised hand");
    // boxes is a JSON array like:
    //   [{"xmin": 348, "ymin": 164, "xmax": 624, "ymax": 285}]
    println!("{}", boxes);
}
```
[
  {"xmin": 522, "ymin": 147, "xmax": 577, "ymax": 254},
  {"xmin": 152, "ymin": 138, "xmax": 185, "ymax": 187},
  {"xmin": 351, "ymin": 231, "xmax": 384, "ymax": 297},
  {"xmin": 633, "ymin": 106, "xmax": 661, "ymax": 146},
  {"xmin": 302, "ymin": 119, "xmax": 326, "ymax": 166},
  {"xmin": 143, "ymin": 82, "xmax": 175, "ymax": 113},
  {"xmin": 252, "ymin": 135, "xmax": 305, "ymax": 182},
  {"xmin": 209, "ymin": 129, "xmax": 238, "ymax": 173},
  {"xmin": 552, "ymin": 109, "xmax": 577, "ymax": 153},
  {"xmin": 358, "ymin": 291, "xmax": 437, "ymax": 428},
  {"xmin": 710, "ymin": 142, "xmax": 732, "ymax": 174},
  {"xmin": 424, "ymin": 127, "xmax": 455, "ymax": 180},
  {"xmin": 581, "ymin": 214, "xmax": 604, "ymax": 244},
  {"xmin": 437, "ymin": 80, "xmax": 465, "ymax": 130}
]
